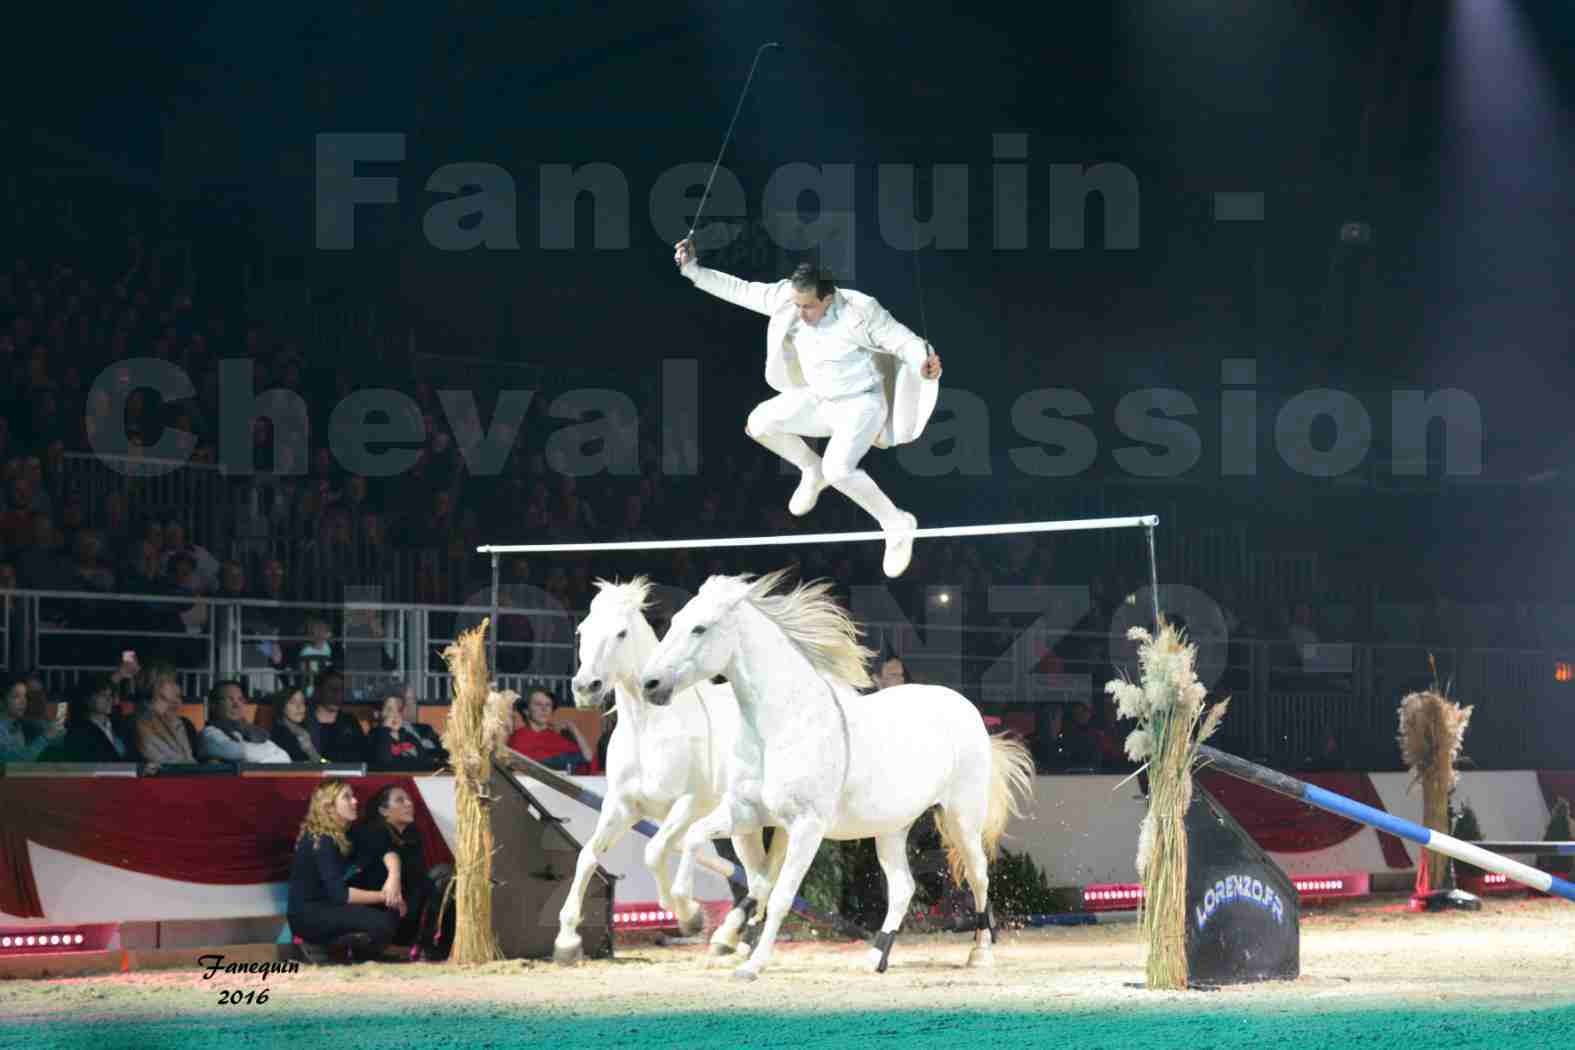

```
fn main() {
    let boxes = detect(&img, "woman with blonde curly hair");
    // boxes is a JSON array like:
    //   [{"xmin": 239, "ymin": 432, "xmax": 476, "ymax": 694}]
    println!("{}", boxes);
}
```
[{"xmin": 287, "ymin": 779, "xmax": 400, "ymax": 964}]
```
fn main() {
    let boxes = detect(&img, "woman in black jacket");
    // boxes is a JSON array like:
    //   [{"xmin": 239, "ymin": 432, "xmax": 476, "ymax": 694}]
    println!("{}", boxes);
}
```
[
  {"xmin": 287, "ymin": 780, "xmax": 399, "ymax": 964},
  {"xmin": 349, "ymin": 782, "xmax": 453, "ymax": 960},
  {"xmin": 58, "ymin": 675, "xmax": 133, "ymax": 762}
]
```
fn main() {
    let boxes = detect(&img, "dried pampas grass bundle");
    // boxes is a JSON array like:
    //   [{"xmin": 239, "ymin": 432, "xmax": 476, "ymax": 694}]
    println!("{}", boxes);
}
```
[
  {"xmin": 1105, "ymin": 619, "xmax": 1229, "ymax": 991},
  {"xmin": 1398, "ymin": 658, "xmax": 1473, "ymax": 891},
  {"xmin": 438, "ymin": 619, "xmax": 516, "ymax": 966}
]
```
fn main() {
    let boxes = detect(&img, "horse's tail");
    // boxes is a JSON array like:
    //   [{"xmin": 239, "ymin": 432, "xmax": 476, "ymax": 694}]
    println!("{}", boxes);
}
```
[{"xmin": 938, "ymin": 732, "xmax": 1036, "ymax": 886}]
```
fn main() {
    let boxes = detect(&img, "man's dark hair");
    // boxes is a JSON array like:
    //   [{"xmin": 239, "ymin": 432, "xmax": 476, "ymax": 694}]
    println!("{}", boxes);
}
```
[
  {"xmin": 789, "ymin": 263, "xmax": 836, "ymax": 299},
  {"xmin": 206, "ymin": 678, "xmax": 246, "ymax": 716}
]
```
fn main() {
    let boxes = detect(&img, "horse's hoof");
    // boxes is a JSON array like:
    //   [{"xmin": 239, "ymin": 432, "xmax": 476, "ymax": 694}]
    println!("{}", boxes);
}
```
[
  {"xmin": 677, "ymin": 908, "xmax": 707, "ymax": 939},
  {"xmin": 552, "ymin": 939, "xmax": 584, "ymax": 965},
  {"xmin": 732, "ymin": 965, "xmax": 760, "ymax": 982},
  {"xmin": 707, "ymin": 941, "xmax": 736, "ymax": 958},
  {"xmin": 863, "ymin": 947, "xmax": 887, "ymax": 973},
  {"xmin": 966, "ymin": 946, "xmax": 995, "ymax": 968}
]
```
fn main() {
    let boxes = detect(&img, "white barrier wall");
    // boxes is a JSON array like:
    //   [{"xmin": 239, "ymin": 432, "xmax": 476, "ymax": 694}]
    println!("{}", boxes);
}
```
[{"xmin": 1, "ymin": 770, "xmax": 1560, "ymax": 926}]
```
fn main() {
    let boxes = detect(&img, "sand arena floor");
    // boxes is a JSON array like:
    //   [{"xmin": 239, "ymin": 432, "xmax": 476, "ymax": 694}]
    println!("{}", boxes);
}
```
[{"xmin": 2, "ymin": 896, "xmax": 1573, "ymax": 1049}]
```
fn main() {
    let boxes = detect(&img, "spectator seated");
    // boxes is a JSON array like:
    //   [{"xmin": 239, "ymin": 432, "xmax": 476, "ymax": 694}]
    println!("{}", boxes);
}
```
[
  {"xmin": 308, "ymin": 669, "xmax": 369, "ymax": 765},
  {"xmin": 505, "ymin": 688, "xmax": 595, "ymax": 774},
  {"xmin": 0, "ymin": 672, "xmax": 65, "ymax": 762},
  {"xmin": 198, "ymin": 680, "xmax": 292, "ymax": 764},
  {"xmin": 132, "ymin": 665, "xmax": 202, "ymax": 768},
  {"xmin": 54, "ymin": 674, "xmax": 133, "ymax": 763},
  {"xmin": 366, "ymin": 692, "xmax": 441, "ymax": 772}
]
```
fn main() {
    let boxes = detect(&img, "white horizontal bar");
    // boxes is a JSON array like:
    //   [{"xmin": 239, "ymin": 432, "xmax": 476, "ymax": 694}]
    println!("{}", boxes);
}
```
[
  {"xmin": 1433, "ymin": 832, "xmax": 1557, "ymax": 895},
  {"xmin": 478, "ymin": 514, "xmax": 1159, "ymax": 556}
]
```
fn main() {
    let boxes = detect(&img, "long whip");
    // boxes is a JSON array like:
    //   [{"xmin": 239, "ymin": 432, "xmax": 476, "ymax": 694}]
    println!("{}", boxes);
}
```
[{"xmin": 685, "ymin": 41, "xmax": 782, "ymax": 244}]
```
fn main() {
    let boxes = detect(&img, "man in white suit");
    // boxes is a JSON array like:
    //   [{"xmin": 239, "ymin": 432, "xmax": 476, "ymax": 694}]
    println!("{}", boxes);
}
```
[{"xmin": 674, "ymin": 238, "xmax": 942, "ymax": 578}]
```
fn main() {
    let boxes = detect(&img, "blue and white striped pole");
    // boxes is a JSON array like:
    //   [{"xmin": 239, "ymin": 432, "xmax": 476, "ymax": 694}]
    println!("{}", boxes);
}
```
[{"xmin": 1197, "ymin": 746, "xmax": 1575, "ymax": 903}]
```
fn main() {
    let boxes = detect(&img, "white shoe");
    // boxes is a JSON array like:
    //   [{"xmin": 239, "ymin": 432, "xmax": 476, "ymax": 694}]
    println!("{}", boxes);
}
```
[
  {"xmin": 882, "ymin": 512, "xmax": 918, "ymax": 578},
  {"xmin": 789, "ymin": 467, "xmax": 825, "ymax": 516}
]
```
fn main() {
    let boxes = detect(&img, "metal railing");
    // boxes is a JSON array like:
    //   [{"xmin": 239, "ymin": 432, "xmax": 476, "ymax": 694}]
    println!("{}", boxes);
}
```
[{"xmin": 0, "ymin": 586, "xmax": 1569, "ymax": 770}]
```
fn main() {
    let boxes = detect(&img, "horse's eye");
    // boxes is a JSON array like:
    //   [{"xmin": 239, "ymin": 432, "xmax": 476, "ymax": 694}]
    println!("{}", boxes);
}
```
[
  {"xmin": 616, "ymin": 629, "xmax": 627, "ymax": 640},
  {"xmin": 691, "ymin": 625, "xmax": 707, "ymax": 636}
]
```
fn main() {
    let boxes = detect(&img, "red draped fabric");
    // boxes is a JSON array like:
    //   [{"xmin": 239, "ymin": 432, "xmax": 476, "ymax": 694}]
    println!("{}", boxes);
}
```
[
  {"xmin": 0, "ymin": 775, "xmax": 454, "ymax": 919},
  {"xmin": 1199, "ymin": 770, "xmax": 1415, "ymax": 869}
]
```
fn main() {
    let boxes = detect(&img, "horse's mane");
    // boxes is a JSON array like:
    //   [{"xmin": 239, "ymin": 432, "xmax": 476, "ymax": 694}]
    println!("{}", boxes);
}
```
[
  {"xmin": 590, "ymin": 576, "xmax": 653, "ymax": 613},
  {"xmin": 729, "ymin": 569, "xmax": 874, "ymax": 690}
]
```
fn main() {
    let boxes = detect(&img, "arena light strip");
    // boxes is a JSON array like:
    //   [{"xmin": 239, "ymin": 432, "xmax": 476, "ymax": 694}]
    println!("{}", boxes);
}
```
[
  {"xmin": 1468, "ymin": 872, "xmax": 1522, "ymax": 894},
  {"xmin": 478, "ymin": 514, "xmax": 1159, "ymax": 556},
  {"xmin": 612, "ymin": 907, "xmax": 679, "ymax": 930},
  {"xmin": 0, "ymin": 931, "xmax": 92, "ymax": 952},
  {"xmin": 1081, "ymin": 874, "xmax": 1371, "ymax": 912}
]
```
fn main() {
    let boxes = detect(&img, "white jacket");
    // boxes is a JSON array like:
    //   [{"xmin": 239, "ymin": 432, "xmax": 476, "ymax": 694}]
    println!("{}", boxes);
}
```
[
  {"xmin": 199, "ymin": 725, "xmax": 292, "ymax": 765},
  {"xmin": 682, "ymin": 261, "xmax": 939, "ymax": 448}
]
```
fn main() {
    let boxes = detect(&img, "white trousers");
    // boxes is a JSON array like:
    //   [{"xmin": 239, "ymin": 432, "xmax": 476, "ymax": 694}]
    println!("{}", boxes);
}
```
[{"xmin": 745, "ymin": 388, "xmax": 904, "ymax": 528}]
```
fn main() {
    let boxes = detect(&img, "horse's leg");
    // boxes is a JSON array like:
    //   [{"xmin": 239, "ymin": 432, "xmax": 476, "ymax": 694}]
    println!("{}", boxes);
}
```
[
  {"xmin": 643, "ymin": 794, "xmax": 706, "ymax": 937},
  {"xmin": 733, "ymin": 818, "xmax": 826, "ymax": 982},
  {"xmin": 940, "ymin": 809, "xmax": 996, "ymax": 968},
  {"xmin": 738, "ymin": 827, "xmax": 791, "ymax": 954},
  {"xmin": 673, "ymin": 792, "xmax": 758, "ymax": 904},
  {"xmin": 554, "ymin": 795, "xmax": 638, "ymax": 964},
  {"xmin": 864, "ymin": 828, "xmax": 917, "ymax": 974},
  {"xmin": 710, "ymin": 830, "xmax": 771, "ymax": 957}
]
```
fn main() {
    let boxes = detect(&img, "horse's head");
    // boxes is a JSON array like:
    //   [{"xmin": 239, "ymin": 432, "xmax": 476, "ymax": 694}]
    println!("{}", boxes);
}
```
[
  {"xmin": 640, "ymin": 574, "xmax": 751, "ymax": 707},
  {"xmin": 571, "ymin": 577, "xmax": 655, "ymax": 707}
]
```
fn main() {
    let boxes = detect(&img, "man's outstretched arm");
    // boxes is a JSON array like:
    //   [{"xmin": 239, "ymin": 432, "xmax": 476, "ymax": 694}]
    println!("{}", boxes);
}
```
[
  {"xmin": 863, "ymin": 299, "xmax": 943, "ymax": 380},
  {"xmin": 674, "ymin": 238, "xmax": 784, "ymax": 317}
]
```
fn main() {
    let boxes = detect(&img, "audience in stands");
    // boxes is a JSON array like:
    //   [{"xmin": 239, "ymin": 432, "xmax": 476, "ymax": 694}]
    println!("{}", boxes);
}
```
[
  {"xmin": 348, "ymin": 783, "xmax": 454, "ymax": 960},
  {"xmin": 269, "ymin": 687, "xmax": 325, "ymax": 763},
  {"xmin": 398, "ymin": 684, "xmax": 448, "ymax": 768},
  {"xmin": 342, "ymin": 607, "xmax": 399, "ymax": 701},
  {"xmin": 133, "ymin": 665, "xmax": 200, "ymax": 768},
  {"xmin": 368, "ymin": 693, "xmax": 439, "ymax": 771},
  {"xmin": 506, "ymin": 688, "xmax": 591, "ymax": 772},
  {"xmin": 198, "ymin": 680, "xmax": 292, "ymax": 764},
  {"xmin": 56, "ymin": 674, "xmax": 132, "ymax": 762},
  {"xmin": 1054, "ymin": 700, "xmax": 1124, "ymax": 769},
  {"xmin": 298, "ymin": 617, "xmax": 337, "ymax": 696},
  {"xmin": 310, "ymin": 669, "xmax": 367, "ymax": 764},
  {"xmin": 875, "ymin": 654, "xmax": 909, "ymax": 690},
  {"xmin": 0, "ymin": 672, "xmax": 64, "ymax": 761},
  {"xmin": 287, "ymin": 780, "xmax": 400, "ymax": 964}
]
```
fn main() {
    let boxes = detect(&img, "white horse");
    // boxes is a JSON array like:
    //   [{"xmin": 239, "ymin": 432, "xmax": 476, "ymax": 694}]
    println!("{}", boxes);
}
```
[
  {"xmin": 552, "ymin": 577, "xmax": 783, "ymax": 964},
  {"xmin": 641, "ymin": 570, "xmax": 1036, "ymax": 980}
]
